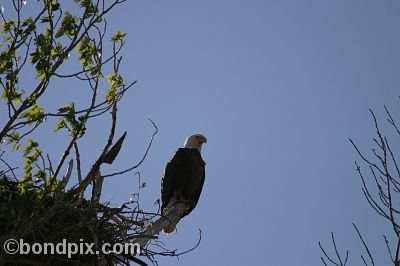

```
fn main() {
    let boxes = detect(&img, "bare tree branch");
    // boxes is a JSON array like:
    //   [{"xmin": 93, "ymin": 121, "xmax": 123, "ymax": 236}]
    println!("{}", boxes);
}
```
[
  {"xmin": 318, "ymin": 233, "xmax": 348, "ymax": 266},
  {"xmin": 103, "ymin": 119, "xmax": 158, "ymax": 178},
  {"xmin": 353, "ymin": 223, "xmax": 375, "ymax": 266}
]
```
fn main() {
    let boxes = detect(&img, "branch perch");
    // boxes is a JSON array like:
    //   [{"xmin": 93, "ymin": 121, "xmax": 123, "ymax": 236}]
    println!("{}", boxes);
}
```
[{"xmin": 133, "ymin": 202, "xmax": 189, "ymax": 247}]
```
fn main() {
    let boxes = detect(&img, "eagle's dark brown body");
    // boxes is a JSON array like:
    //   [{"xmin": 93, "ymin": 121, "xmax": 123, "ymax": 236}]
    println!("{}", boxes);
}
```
[{"xmin": 161, "ymin": 148, "xmax": 206, "ymax": 231}]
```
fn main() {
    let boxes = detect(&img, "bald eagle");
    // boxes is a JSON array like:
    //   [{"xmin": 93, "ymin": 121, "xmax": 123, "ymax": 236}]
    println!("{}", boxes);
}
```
[{"xmin": 161, "ymin": 134, "xmax": 207, "ymax": 234}]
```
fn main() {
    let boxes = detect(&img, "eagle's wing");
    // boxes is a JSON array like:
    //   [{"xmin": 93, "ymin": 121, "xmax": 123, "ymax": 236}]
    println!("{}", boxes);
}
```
[
  {"xmin": 184, "ymin": 157, "xmax": 206, "ymax": 216},
  {"xmin": 161, "ymin": 149, "xmax": 184, "ymax": 215}
]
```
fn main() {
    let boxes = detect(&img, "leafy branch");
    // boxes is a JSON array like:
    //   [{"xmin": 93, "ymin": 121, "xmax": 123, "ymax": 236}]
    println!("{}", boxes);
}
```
[{"xmin": 0, "ymin": 1, "xmax": 201, "ymax": 265}]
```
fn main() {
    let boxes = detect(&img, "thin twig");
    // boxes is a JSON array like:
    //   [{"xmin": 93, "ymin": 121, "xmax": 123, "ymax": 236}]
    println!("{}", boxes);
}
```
[
  {"xmin": 103, "ymin": 119, "xmax": 158, "ymax": 178},
  {"xmin": 352, "ymin": 223, "xmax": 374, "ymax": 266}
]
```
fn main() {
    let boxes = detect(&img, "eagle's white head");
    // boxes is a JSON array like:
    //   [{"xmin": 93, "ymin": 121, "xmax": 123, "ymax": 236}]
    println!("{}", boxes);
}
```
[{"xmin": 184, "ymin": 134, "xmax": 207, "ymax": 152}]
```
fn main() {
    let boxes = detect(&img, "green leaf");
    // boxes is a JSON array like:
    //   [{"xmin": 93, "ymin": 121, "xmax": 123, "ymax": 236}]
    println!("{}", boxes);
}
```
[
  {"xmin": 51, "ymin": 1, "xmax": 60, "ymax": 11},
  {"xmin": 12, "ymin": 143, "xmax": 17, "ymax": 151},
  {"xmin": 77, "ymin": 37, "xmax": 95, "ymax": 67},
  {"xmin": 56, "ymin": 11, "xmax": 79, "ymax": 38},
  {"xmin": 13, "ymin": 97, "xmax": 22, "ymax": 104},
  {"xmin": 111, "ymin": 31, "xmax": 126, "ymax": 42},
  {"xmin": 24, "ymin": 139, "xmax": 39, "ymax": 156},
  {"xmin": 40, "ymin": 16, "xmax": 51, "ymax": 23},
  {"xmin": 22, "ymin": 17, "xmax": 33, "ymax": 27},
  {"xmin": 57, "ymin": 103, "xmax": 74, "ymax": 113},
  {"xmin": 7, "ymin": 132, "xmax": 20, "ymax": 144},
  {"xmin": 20, "ymin": 104, "xmax": 45, "ymax": 124},
  {"xmin": 106, "ymin": 72, "xmax": 124, "ymax": 103},
  {"xmin": 54, "ymin": 119, "xmax": 66, "ymax": 132},
  {"xmin": 106, "ymin": 87, "xmax": 117, "ymax": 104},
  {"xmin": 1, "ymin": 20, "xmax": 15, "ymax": 33}
]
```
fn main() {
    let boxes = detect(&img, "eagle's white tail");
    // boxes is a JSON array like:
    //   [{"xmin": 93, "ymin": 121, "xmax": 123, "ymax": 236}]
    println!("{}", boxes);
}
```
[{"xmin": 162, "ymin": 198, "xmax": 180, "ymax": 234}]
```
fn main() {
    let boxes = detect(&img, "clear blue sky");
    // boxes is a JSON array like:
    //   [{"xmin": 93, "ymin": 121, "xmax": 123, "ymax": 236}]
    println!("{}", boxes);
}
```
[{"xmin": 2, "ymin": 1, "xmax": 400, "ymax": 265}]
